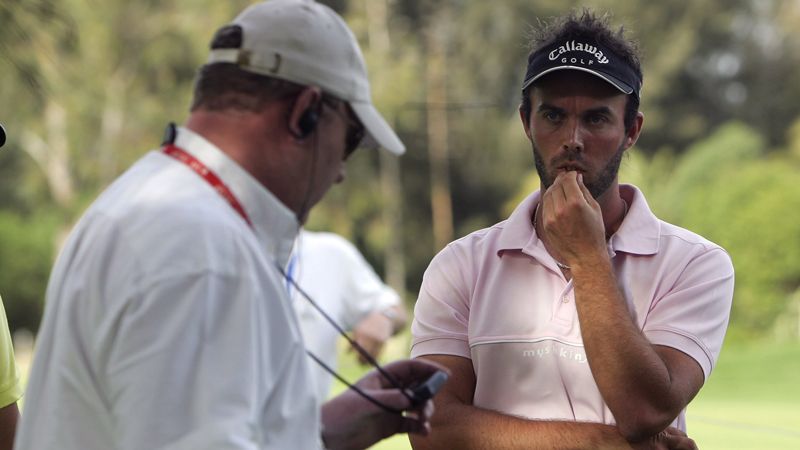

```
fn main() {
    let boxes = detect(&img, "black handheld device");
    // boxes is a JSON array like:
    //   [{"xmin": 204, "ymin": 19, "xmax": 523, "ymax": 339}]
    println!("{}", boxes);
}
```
[{"xmin": 410, "ymin": 370, "xmax": 449, "ymax": 406}]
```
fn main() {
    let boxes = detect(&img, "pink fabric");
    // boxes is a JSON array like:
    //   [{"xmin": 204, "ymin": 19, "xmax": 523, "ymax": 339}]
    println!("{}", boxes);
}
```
[{"xmin": 411, "ymin": 185, "xmax": 734, "ymax": 429}]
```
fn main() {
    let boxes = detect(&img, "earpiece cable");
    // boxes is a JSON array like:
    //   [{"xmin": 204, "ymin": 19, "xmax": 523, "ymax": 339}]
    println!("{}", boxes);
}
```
[
  {"xmin": 305, "ymin": 350, "xmax": 403, "ymax": 415},
  {"xmin": 276, "ymin": 263, "xmax": 416, "ymax": 406}
]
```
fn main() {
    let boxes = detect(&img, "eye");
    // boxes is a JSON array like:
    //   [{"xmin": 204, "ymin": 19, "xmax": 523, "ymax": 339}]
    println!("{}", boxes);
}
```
[
  {"xmin": 542, "ymin": 110, "xmax": 563, "ymax": 122},
  {"xmin": 585, "ymin": 113, "xmax": 608, "ymax": 125}
]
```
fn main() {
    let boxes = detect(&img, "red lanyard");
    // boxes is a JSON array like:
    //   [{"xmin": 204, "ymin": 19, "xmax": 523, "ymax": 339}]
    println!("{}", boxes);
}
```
[{"xmin": 162, "ymin": 144, "xmax": 253, "ymax": 228}]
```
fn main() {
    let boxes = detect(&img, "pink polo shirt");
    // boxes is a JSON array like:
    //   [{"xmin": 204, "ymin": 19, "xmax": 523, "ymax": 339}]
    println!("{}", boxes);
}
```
[{"xmin": 410, "ymin": 185, "xmax": 734, "ymax": 430}]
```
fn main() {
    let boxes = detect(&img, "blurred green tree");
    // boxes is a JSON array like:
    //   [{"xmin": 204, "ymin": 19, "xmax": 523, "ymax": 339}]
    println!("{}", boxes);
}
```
[
  {"xmin": 1, "ymin": 0, "xmax": 800, "ymax": 340},
  {"xmin": 624, "ymin": 123, "xmax": 800, "ymax": 338}
]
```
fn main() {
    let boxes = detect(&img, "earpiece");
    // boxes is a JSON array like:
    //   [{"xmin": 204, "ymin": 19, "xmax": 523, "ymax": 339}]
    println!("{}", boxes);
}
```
[
  {"xmin": 161, "ymin": 122, "xmax": 177, "ymax": 146},
  {"xmin": 297, "ymin": 109, "xmax": 319, "ymax": 138},
  {"xmin": 0, "ymin": 123, "xmax": 6, "ymax": 148}
]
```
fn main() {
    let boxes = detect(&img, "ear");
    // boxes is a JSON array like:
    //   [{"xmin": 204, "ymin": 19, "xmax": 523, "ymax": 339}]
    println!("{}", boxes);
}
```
[
  {"xmin": 519, "ymin": 105, "xmax": 533, "ymax": 141},
  {"xmin": 623, "ymin": 111, "xmax": 644, "ymax": 150},
  {"xmin": 288, "ymin": 86, "xmax": 323, "ymax": 139}
]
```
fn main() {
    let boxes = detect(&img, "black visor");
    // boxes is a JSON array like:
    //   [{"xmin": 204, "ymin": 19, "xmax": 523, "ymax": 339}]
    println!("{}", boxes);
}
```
[{"xmin": 522, "ymin": 39, "xmax": 642, "ymax": 99}]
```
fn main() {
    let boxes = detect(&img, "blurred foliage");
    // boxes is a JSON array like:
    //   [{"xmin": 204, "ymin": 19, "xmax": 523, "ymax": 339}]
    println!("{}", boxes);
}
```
[
  {"xmin": 621, "ymin": 123, "xmax": 800, "ymax": 339},
  {"xmin": 0, "ymin": 211, "xmax": 57, "ymax": 333},
  {"xmin": 1, "ymin": 0, "xmax": 800, "ymax": 340}
]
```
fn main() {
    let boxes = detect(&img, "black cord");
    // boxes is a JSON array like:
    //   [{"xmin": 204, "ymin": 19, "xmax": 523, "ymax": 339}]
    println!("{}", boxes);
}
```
[
  {"xmin": 295, "ymin": 106, "xmax": 320, "ymax": 224},
  {"xmin": 306, "ymin": 350, "xmax": 403, "ymax": 415},
  {"xmin": 275, "ymin": 263, "xmax": 417, "ymax": 407}
]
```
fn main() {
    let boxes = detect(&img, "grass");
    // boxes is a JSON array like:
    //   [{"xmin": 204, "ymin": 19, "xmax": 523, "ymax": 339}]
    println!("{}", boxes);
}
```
[
  {"xmin": 332, "ymin": 337, "xmax": 800, "ymax": 449},
  {"xmin": 687, "ymin": 341, "xmax": 800, "ymax": 449}
]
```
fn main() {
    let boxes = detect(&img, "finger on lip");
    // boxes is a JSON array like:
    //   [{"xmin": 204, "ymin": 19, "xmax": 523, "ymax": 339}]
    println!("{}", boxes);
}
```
[{"xmin": 555, "ymin": 170, "xmax": 580, "ymax": 181}]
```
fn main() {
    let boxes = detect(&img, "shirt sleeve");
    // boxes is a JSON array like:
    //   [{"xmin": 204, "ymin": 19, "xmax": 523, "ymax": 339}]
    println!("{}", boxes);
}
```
[
  {"xmin": 642, "ymin": 247, "xmax": 735, "ymax": 380},
  {"xmin": 410, "ymin": 244, "xmax": 473, "ymax": 359},
  {"xmin": 0, "ymin": 296, "xmax": 21, "ymax": 408},
  {"xmin": 337, "ymin": 239, "xmax": 401, "ymax": 330}
]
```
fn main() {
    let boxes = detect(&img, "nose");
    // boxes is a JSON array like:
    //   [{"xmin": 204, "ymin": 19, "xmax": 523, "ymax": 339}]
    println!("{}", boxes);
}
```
[{"xmin": 563, "ymin": 117, "xmax": 584, "ymax": 152}]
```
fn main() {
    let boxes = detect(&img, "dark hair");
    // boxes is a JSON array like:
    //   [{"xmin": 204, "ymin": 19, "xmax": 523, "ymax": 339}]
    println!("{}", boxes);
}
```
[
  {"xmin": 190, "ymin": 25, "xmax": 304, "ymax": 112},
  {"xmin": 520, "ymin": 10, "xmax": 642, "ymax": 132}
]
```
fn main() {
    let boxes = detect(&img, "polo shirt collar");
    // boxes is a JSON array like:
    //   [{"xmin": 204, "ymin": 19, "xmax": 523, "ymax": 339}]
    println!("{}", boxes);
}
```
[
  {"xmin": 173, "ymin": 127, "xmax": 300, "ymax": 266},
  {"xmin": 496, "ymin": 190, "xmax": 540, "ymax": 255},
  {"xmin": 496, "ymin": 184, "xmax": 660, "ymax": 257},
  {"xmin": 611, "ymin": 184, "xmax": 660, "ymax": 255}
]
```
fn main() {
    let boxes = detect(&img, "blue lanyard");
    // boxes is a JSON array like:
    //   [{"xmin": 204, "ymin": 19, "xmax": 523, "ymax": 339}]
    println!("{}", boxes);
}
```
[{"xmin": 285, "ymin": 253, "xmax": 297, "ymax": 297}]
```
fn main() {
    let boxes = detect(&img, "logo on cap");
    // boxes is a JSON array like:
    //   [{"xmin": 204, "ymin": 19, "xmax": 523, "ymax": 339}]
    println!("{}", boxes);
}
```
[{"xmin": 548, "ymin": 40, "xmax": 609, "ymax": 65}]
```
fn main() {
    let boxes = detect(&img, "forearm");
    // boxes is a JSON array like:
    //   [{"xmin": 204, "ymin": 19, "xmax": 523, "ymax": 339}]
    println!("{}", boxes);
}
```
[
  {"xmin": 383, "ymin": 305, "xmax": 408, "ymax": 335},
  {"xmin": 411, "ymin": 402, "xmax": 632, "ymax": 450},
  {"xmin": 571, "ymin": 256, "xmax": 682, "ymax": 439},
  {"xmin": 0, "ymin": 403, "xmax": 18, "ymax": 450}
]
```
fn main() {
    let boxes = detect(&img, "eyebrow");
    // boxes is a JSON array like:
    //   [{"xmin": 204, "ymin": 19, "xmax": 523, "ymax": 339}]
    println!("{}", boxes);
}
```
[
  {"xmin": 537, "ymin": 103, "xmax": 614, "ymax": 117},
  {"xmin": 583, "ymin": 106, "xmax": 613, "ymax": 117},
  {"xmin": 537, "ymin": 103, "xmax": 564, "ymax": 114}
]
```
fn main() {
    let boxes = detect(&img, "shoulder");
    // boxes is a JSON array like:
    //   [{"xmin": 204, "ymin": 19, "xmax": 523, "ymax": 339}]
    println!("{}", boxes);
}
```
[
  {"xmin": 300, "ymin": 230, "xmax": 356, "ymax": 253},
  {"xmin": 74, "ymin": 154, "xmax": 258, "ymax": 278},
  {"xmin": 298, "ymin": 230, "xmax": 365, "ymax": 265},
  {"xmin": 658, "ymin": 220, "xmax": 726, "ymax": 254},
  {"xmin": 438, "ymin": 190, "xmax": 537, "ymax": 263},
  {"xmin": 657, "ymin": 220, "xmax": 734, "ymax": 274},
  {"xmin": 423, "ymin": 221, "xmax": 510, "ymax": 289},
  {"xmin": 436, "ymin": 221, "xmax": 508, "ymax": 261}
]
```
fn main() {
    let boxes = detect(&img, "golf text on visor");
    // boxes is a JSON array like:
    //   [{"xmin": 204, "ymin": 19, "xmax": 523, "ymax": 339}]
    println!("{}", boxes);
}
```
[{"xmin": 522, "ymin": 38, "xmax": 642, "ymax": 100}]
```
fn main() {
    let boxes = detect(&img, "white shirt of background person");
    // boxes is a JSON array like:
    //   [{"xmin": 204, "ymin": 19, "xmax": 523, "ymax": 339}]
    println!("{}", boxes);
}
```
[{"xmin": 288, "ymin": 229, "xmax": 408, "ymax": 399}]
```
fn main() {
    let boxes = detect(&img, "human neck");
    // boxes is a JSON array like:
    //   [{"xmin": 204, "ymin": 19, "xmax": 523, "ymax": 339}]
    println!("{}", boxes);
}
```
[
  {"xmin": 597, "ymin": 186, "xmax": 628, "ymax": 238},
  {"xmin": 185, "ymin": 109, "xmax": 271, "ymax": 170},
  {"xmin": 184, "ymin": 109, "xmax": 303, "ymax": 218}
]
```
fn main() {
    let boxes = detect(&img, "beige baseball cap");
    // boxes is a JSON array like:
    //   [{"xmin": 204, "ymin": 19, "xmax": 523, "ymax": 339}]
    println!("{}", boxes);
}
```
[{"xmin": 207, "ymin": 0, "xmax": 405, "ymax": 155}]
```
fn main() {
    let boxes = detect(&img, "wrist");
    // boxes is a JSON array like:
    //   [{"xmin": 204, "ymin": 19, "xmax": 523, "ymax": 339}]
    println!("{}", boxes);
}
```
[
  {"xmin": 568, "ymin": 252, "xmax": 612, "ymax": 275},
  {"xmin": 380, "ymin": 306, "xmax": 398, "ymax": 322},
  {"xmin": 378, "ymin": 308, "xmax": 400, "ymax": 334}
]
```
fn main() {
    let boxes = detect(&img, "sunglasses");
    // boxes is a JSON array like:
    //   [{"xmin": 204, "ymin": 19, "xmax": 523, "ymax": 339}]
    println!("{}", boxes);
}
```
[{"xmin": 321, "ymin": 96, "xmax": 365, "ymax": 159}]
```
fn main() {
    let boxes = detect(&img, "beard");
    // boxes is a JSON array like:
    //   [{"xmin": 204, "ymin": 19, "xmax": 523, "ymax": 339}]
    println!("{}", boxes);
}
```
[{"xmin": 533, "ymin": 142, "xmax": 625, "ymax": 199}]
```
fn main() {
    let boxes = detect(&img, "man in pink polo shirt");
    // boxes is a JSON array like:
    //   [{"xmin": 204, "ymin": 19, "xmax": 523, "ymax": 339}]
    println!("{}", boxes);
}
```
[{"xmin": 410, "ymin": 11, "xmax": 734, "ymax": 450}]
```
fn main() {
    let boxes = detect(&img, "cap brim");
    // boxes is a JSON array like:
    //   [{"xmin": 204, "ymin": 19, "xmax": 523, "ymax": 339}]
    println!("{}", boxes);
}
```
[
  {"xmin": 522, "ymin": 66, "xmax": 634, "ymax": 96},
  {"xmin": 350, "ymin": 102, "xmax": 405, "ymax": 155}
]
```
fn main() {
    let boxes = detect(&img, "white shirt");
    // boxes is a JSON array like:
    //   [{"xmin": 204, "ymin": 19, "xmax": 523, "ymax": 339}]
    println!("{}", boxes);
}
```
[
  {"xmin": 15, "ymin": 128, "xmax": 322, "ymax": 450},
  {"xmin": 288, "ymin": 230, "xmax": 400, "ymax": 399},
  {"xmin": 411, "ymin": 186, "xmax": 734, "ymax": 430}
]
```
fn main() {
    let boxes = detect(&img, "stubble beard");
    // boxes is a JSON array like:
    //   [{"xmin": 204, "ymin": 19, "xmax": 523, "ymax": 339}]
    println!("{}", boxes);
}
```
[{"xmin": 532, "ymin": 143, "xmax": 625, "ymax": 199}]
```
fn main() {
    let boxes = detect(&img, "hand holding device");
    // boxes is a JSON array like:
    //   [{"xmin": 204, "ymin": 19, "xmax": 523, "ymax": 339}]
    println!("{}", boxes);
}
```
[
  {"xmin": 410, "ymin": 370, "xmax": 449, "ymax": 407},
  {"xmin": 321, "ymin": 359, "xmax": 449, "ymax": 450}
]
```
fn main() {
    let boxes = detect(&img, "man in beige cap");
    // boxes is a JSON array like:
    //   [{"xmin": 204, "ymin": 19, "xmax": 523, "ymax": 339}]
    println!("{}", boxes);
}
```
[{"xmin": 15, "ymin": 1, "xmax": 444, "ymax": 449}]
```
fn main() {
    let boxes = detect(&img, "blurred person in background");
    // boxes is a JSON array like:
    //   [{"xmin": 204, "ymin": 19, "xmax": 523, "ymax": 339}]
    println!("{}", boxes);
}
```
[
  {"xmin": 0, "ymin": 124, "xmax": 23, "ymax": 450},
  {"xmin": 410, "ymin": 10, "xmax": 733, "ymax": 450},
  {"xmin": 0, "ymin": 296, "xmax": 21, "ymax": 450},
  {"xmin": 14, "ymin": 2, "xmax": 444, "ymax": 449},
  {"xmin": 288, "ymin": 228, "xmax": 408, "ymax": 400}
]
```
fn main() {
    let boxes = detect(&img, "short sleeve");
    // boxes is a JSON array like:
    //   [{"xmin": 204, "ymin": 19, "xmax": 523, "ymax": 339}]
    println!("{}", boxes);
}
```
[
  {"xmin": 642, "ymin": 248, "xmax": 735, "ymax": 380},
  {"xmin": 410, "ymin": 244, "xmax": 473, "ymax": 359},
  {"xmin": 0, "ymin": 295, "xmax": 21, "ymax": 408},
  {"xmin": 337, "ymin": 240, "xmax": 401, "ymax": 330}
]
